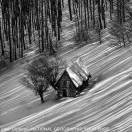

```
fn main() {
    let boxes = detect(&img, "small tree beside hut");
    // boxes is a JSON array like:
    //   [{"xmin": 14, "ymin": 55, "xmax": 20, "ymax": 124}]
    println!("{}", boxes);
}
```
[{"xmin": 21, "ymin": 55, "xmax": 62, "ymax": 103}]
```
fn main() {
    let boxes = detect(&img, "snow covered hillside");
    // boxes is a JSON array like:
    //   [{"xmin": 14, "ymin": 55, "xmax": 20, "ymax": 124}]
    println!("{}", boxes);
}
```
[{"xmin": 0, "ymin": 0, "xmax": 132, "ymax": 132}]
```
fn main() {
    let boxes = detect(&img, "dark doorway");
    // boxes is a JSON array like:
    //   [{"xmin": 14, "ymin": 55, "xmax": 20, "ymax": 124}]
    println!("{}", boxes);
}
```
[{"xmin": 63, "ymin": 89, "xmax": 67, "ymax": 97}]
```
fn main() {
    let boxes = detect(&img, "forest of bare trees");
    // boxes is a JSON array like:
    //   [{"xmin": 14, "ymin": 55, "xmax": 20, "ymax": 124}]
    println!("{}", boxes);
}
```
[
  {"xmin": 0, "ymin": 0, "xmax": 132, "ymax": 64},
  {"xmin": 68, "ymin": 0, "xmax": 132, "ymax": 44},
  {"xmin": 0, "ymin": 0, "xmax": 63, "ymax": 63}
]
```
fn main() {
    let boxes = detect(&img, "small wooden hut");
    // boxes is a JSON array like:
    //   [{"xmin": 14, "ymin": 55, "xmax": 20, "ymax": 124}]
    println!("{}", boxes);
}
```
[{"xmin": 55, "ymin": 59, "xmax": 91, "ymax": 98}]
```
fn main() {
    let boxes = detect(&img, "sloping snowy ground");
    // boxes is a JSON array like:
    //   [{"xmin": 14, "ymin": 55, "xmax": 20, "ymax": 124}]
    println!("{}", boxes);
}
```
[
  {"xmin": 1, "ymin": 35, "xmax": 132, "ymax": 132},
  {"xmin": 0, "ymin": 1, "xmax": 132, "ymax": 132}
]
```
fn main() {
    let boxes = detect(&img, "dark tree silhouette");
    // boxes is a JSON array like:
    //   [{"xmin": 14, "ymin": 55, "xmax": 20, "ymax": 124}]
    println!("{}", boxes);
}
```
[{"xmin": 21, "ymin": 56, "xmax": 60, "ymax": 103}]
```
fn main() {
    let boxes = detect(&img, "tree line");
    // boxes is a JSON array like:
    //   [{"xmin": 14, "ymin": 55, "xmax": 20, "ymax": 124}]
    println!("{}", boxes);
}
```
[
  {"xmin": 67, "ymin": 0, "xmax": 132, "ymax": 45},
  {"xmin": 0, "ymin": 0, "xmax": 63, "ymax": 63},
  {"xmin": 0, "ymin": 0, "xmax": 131, "ymax": 64}
]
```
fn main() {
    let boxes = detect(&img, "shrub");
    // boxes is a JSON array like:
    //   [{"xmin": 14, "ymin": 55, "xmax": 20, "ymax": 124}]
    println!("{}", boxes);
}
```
[
  {"xmin": 74, "ymin": 28, "xmax": 90, "ymax": 44},
  {"xmin": 109, "ymin": 19, "xmax": 132, "ymax": 47}
]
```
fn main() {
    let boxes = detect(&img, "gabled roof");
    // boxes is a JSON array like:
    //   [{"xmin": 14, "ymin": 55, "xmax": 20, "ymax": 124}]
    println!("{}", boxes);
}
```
[
  {"xmin": 67, "ymin": 67, "xmax": 82, "ymax": 87},
  {"xmin": 55, "ymin": 59, "xmax": 89, "ymax": 88}
]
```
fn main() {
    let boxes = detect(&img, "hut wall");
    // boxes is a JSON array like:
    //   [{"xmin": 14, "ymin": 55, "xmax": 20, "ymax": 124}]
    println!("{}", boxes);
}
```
[{"xmin": 56, "ymin": 71, "xmax": 77, "ymax": 97}]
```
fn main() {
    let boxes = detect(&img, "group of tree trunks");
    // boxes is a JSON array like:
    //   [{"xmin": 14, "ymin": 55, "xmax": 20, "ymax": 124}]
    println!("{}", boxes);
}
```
[
  {"xmin": 0, "ymin": 0, "xmax": 63, "ymax": 62},
  {"xmin": 67, "ymin": 0, "xmax": 131, "ymax": 43},
  {"xmin": 0, "ymin": 0, "xmax": 131, "ymax": 62}
]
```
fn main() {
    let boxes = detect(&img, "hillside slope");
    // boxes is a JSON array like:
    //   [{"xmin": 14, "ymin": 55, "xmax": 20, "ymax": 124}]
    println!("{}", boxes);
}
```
[
  {"xmin": 1, "ymin": 1, "xmax": 132, "ymax": 132},
  {"xmin": 1, "ymin": 34, "xmax": 132, "ymax": 132}
]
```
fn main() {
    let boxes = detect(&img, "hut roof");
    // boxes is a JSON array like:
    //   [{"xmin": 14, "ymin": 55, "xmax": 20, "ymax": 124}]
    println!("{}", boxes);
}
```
[
  {"xmin": 56, "ymin": 59, "xmax": 89, "ymax": 88},
  {"xmin": 67, "ymin": 67, "xmax": 82, "ymax": 87}
]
